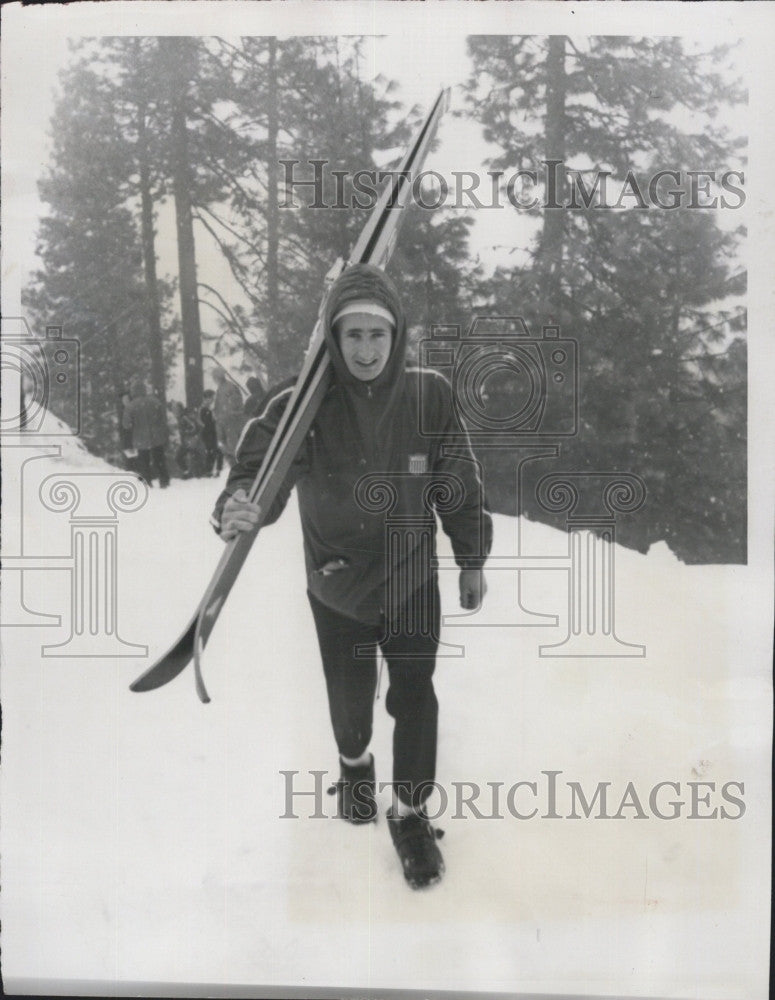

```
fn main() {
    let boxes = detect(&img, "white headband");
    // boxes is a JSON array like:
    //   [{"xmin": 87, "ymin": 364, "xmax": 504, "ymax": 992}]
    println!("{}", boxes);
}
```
[{"xmin": 331, "ymin": 300, "xmax": 396, "ymax": 328}]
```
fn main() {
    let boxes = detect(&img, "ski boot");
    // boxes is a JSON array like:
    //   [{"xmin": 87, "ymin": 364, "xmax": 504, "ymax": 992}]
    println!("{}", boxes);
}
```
[
  {"xmin": 329, "ymin": 754, "xmax": 377, "ymax": 824},
  {"xmin": 387, "ymin": 806, "xmax": 445, "ymax": 889}
]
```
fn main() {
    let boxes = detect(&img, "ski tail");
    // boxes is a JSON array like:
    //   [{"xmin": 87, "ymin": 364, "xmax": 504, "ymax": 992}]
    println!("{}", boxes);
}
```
[
  {"xmin": 128, "ymin": 615, "xmax": 198, "ymax": 692},
  {"xmin": 193, "ymin": 627, "xmax": 210, "ymax": 704}
]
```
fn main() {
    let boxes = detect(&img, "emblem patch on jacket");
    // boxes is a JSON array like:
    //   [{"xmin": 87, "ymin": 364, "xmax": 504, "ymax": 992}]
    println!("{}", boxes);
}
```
[{"xmin": 408, "ymin": 453, "xmax": 428, "ymax": 474}]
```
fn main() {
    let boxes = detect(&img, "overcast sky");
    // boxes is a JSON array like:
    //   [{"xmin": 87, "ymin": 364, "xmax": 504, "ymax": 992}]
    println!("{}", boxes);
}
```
[
  {"xmin": 4, "ymin": 22, "xmax": 534, "ymax": 296},
  {"xmin": 1, "ymin": 1, "xmax": 760, "ymax": 351}
]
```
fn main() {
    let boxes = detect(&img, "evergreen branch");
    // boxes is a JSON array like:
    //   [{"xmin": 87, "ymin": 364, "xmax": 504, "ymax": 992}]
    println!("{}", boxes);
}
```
[
  {"xmin": 194, "ymin": 212, "xmax": 263, "ymax": 306},
  {"xmin": 194, "ymin": 203, "xmax": 265, "ymax": 257},
  {"xmin": 198, "ymin": 281, "xmax": 247, "ymax": 332},
  {"xmin": 201, "ymin": 304, "xmax": 269, "ymax": 363},
  {"xmin": 199, "ymin": 298, "xmax": 268, "ymax": 367},
  {"xmin": 211, "ymin": 36, "xmax": 256, "ymax": 65},
  {"xmin": 201, "ymin": 152, "xmax": 262, "ymax": 209},
  {"xmin": 199, "ymin": 297, "xmax": 244, "ymax": 334}
]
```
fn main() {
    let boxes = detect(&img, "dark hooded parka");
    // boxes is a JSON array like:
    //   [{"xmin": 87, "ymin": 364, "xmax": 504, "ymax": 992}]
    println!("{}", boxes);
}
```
[{"xmin": 212, "ymin": 264, "xmax": 492, "ymax": 624}]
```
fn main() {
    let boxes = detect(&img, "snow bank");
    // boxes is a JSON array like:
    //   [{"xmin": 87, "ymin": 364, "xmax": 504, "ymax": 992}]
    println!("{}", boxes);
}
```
[
  {"xmin": 0, "ymin": 456, "xmax": 769, "ymax": 999},
  {"xmin": 18, "ymin": 407, "xmax": 119, "ymax": 471}
]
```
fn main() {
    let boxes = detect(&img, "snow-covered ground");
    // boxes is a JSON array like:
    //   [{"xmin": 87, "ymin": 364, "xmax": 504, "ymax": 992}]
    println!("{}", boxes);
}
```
[{"xmin": 0, "ymin": 427, "xmax": 771, "ymax": 999}]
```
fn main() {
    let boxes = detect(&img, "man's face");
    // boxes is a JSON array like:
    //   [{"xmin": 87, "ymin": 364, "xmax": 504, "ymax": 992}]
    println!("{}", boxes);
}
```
[{"xmin": 336, "ymin": 311, "xmax": 392, "ymax": 382}]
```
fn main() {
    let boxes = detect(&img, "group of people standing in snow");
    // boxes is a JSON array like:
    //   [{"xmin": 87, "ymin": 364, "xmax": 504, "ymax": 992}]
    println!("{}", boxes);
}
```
[{"xmin": 119, "ymin": 368, "xmax": 265, "ymax": 487}]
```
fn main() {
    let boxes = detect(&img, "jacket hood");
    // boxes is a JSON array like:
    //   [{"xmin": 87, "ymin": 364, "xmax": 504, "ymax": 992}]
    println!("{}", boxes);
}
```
[{"xmin": 323, "ymin": 264, "xmax": 407, "ymax": 402}]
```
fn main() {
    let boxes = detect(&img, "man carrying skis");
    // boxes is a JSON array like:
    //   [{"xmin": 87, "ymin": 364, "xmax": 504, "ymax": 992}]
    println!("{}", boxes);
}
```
[{"xmin": 211, "ymin": 264, "xmax": 492, "ymax": 889}]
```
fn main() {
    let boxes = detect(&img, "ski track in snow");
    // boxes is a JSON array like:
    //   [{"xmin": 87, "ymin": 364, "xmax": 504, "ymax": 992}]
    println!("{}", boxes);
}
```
[{"xmin": 0, "ymin": 430, "xmax": 769, "ymax": 996}]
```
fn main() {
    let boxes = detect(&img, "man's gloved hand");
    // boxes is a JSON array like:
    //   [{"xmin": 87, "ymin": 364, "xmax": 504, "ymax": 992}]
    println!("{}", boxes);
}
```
[
  {"xmin": 459, "ymin": 568, "xmax": 487, "ymax": 610},
  {"xmin": 220, "ymin": 488, "xmax": 261, "ymax": 541}
]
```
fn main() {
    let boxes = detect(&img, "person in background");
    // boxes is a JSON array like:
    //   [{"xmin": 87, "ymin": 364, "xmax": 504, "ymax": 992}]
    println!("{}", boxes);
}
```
[
  {"xmin": 118, "ymin": 386, "xmax": 134, "ymax": 452},
  {"xmin": 212, "ymin": 368, "xmax": 244, "ymax": 466},
  {"xmin": 200, "ymin": 389, "xmax": 222, "ymax": 477},
  {"xmin": 173, "ymin": 400, "xmax": 203, "ymax": 478},
  {"xmin": 243, "ymin": 375, "xmax": 267, "ymax": 419},
  {"xmin": 117, "ymin": 385, "xmax": 141, "ymax": 475},
  {"xmin": 123, "ymin": 380, "xmax": 169, "ymax": 488}
]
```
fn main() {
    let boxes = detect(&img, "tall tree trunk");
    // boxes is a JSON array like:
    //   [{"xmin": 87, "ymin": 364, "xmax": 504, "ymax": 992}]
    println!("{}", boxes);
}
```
[
  {"xmin": 265, "ymin": 37, "xmax": 279, "ymax": 356},
  {"xmin": 540, "ymin": 35, "xmax": 567, "ymax": 322},
  {"xmin": 333, "ymin": 38, "xmax": 350, "ymax": 260},
  {"xmin": 161, "ymin": 36, "xmax": 204, "ymax": 409},
  {"xmin": 135, "ymin": 91, "xmax": 166, "ymax": 406}
]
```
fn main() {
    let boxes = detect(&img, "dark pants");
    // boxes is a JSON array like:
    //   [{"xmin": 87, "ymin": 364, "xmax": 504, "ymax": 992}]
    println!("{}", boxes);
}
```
[
  {"xmin": 136, "ymin": 445, "xmax": 169, "ymax": 487},
  {"xmin": 203, "ymin": 442, "xmax": 223, "ymax": 476},
  {"xmin": 177, "ymin": 441, "xmax": 206, "ymax": 478},
  {"xmin": 308, "ymin": 580, "xmax": 440, "ymax": 809}
]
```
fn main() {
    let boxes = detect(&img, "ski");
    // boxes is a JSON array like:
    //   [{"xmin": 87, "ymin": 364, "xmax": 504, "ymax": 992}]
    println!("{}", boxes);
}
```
[{"xmin": 131, "ymin": 88, "xmax": 450, "ymax": 701}]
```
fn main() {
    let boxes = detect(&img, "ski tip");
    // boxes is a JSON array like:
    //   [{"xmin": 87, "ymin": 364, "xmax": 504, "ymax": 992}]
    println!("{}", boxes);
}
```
[
  {"xmin": 193, "ymin": 628, "xmax": 212, "ymax": 704},
  {"xmin": 194, "ymin": 665, "xmax": 211, "ymax": 703}
]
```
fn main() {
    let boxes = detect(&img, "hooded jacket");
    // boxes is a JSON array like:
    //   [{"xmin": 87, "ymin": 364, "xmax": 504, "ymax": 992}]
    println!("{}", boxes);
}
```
[
  {"xmin": 212, "ymin": 264, "xmax": 492, "ymax": 624},
  {"xmin": 122, "ymin": 389, "xmax": 168, "ymax": 451}
]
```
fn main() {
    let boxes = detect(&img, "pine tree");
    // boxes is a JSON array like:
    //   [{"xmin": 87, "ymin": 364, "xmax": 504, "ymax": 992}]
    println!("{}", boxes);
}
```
[
  {"xmin": 463, "ymin": 35, "xmax": 746, "ymax": 561},
  {"xmin": 388, "ymin": 206, "xmax": 481, "ymax": 358},
  {"xmin": 203, "ymin": 36, "xmax": 418, "ymax": 382},
  {"xmin": 157, "ymin": 37, "xmax": 207, "ymax": 409},
  {"xmin": 23, "ymin": 48, "xmax": 155, "ymax": 454},
  {"xmin": 77, "ymin": 37, "xmax": 174, "ymax": 406}
]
